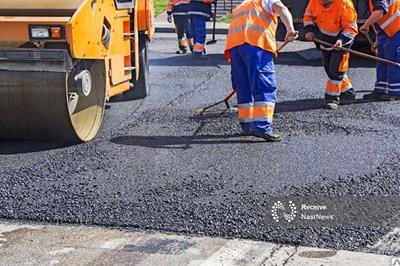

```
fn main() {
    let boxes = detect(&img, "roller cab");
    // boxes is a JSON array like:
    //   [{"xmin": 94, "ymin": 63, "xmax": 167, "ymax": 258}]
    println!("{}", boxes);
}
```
[{"xmin": 0, "ymin": 0, "xmax": 154, "ymax": 142}]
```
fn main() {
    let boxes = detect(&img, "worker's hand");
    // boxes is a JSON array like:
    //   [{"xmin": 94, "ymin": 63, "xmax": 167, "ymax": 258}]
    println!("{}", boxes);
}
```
[
  {"xmin": 305, "ymin": 32, "xmax": 315, "ymax": 41},
  {"xmin": 285, "ymin": 30, "xmax": 299, "ymax": 42},
  {"xmin": 360, "ymin": 23, "xmax": 370, "ymax": 34},
  {"xmin": 333, "ymin": 39, "xmax": 343, "ymax": 49},
  {"xmin": 167, "ymin": 11, "xmax": 173, "ymax": 23}
]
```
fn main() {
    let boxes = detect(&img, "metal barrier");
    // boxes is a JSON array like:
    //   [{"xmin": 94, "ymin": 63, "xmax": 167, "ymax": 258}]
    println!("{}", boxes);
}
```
[{"xmin": 220, "ymin": 0, "xmax": 234, "ymax": 14}]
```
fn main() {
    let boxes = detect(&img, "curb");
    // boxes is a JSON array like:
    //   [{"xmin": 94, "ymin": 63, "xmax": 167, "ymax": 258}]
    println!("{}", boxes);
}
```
[{"xmin": 0, "ymin": 221, "xmax": 394, "ymax": 266}]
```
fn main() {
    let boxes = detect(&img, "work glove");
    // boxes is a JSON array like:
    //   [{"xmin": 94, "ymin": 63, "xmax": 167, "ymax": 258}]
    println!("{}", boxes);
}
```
[
  {"xmin": 305, "ymin": 32, "xmax": 315, "ymax": 41},
  {"xmin": 167, "ymin": 11, "xmax": 173, "ymax": 23},
  {"xmin": 333, "ymin": 39, "xmax": 343, "ymax": 49}
]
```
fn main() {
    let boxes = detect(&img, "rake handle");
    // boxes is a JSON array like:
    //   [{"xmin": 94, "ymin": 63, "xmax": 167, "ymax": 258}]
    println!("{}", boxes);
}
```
[
  {"xmin": 363, "ymin": 32, "xmax": 375, "ymax": 48},
  {"xmin": 313, "ymin": 38, "xmax": 400, "ymax": 68},
  {"xmin": 276, "ymin": 40, "xmax": 290, "ymax": 54},
  {"xmin": 275, "ymin": 31, "xmax": 298, "ymax": 56}
]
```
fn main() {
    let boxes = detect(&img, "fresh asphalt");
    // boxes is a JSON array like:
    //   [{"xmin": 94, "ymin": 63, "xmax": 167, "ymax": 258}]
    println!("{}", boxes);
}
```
[{"xmin": 0, "ymin": 33, "xmax": 399, "ymax": 256}]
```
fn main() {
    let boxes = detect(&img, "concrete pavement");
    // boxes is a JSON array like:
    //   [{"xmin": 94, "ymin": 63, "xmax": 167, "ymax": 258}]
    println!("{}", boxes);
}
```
[{"xmin": 0, "ymin": 220, "xmax": 393, "ymax": 266}]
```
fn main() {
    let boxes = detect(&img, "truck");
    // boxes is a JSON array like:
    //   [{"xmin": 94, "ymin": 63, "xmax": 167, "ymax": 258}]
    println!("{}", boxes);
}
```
[{"xmin": 0, "ymin": 0, "xmax": 154, "ymax": 142}]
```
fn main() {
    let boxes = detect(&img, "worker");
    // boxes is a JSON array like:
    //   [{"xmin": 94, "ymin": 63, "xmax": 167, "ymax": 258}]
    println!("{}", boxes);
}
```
[
  {"xmin": 303, "ymin": 0, "xmax": 358, "ymax": 110},
  {"xmin": 225, "ymin": 0, "xmax": 298, "ymax": 142},
  {"xmin": 167, "ymin": 0, "xmax": 194, "ymax": 54},
  {"xmin": 189, "ymin": 0, "xmax": 215, "ymax": 57},
  {"xmin": 360, "ymin": 0, "xmax": 400, "ymax": 101}
]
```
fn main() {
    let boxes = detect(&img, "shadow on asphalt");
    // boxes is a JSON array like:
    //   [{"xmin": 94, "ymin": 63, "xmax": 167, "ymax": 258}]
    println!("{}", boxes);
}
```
[
  {"xmin": 275, "ymin": 97, "xmax": 376, "ymax": 113},
  {"xmin": 150, "ymin": 54, "xmax": 228, "ymax": 67},
  {"xmin": 150, "ymin": 50, "xmax": 376, "ymax": 68},
  {"xmin": 111, "ymin": 134, "xmax": 265, "ymax": 149},
  {"xmin": 194, "ymin": 95, "xmax": 377, "ymax": 116},
  {"xmin": 107, "ymin": 93, "xmax": 143, "ymax": 103},
  {"xmin": 110, "ymin": 96, "xmax": 377, "ymax": 149},
  {"xmin": 275, "ymin": 51, "xmax": 376, "ymax": 68},
  {"xmin": 0, "ymin": 142, "xmax": 76, "ymax": 155}
]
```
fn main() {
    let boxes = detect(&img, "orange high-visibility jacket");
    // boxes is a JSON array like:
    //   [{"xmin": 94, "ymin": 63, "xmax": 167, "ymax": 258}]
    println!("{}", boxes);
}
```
[
  {"xmin": 369, "ymin": 0, "xmax": 400, "ymax": 37},
  {"xmin": 304, "ymin": 0, "xmax": 358, "ymax": 43},
  {"xmin": 225, "ymin": 0, "xmax": 278, "ymax": 60},
  {"xmin": 167, "ymin": 0, "xmax": 190, "ymax": 14}
]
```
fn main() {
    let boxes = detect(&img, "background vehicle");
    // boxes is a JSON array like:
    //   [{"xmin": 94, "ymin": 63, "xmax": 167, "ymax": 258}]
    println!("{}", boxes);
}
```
[{"xmin": 0, "ymin": 0, "xmax": 154, "ymax": 142}]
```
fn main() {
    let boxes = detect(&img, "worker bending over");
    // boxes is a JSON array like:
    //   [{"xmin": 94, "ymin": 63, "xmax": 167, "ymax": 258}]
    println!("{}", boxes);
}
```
[
  {"xmin": 167, "ymin": 0, "xmax": 194, "ymax": 54},
  {"xmin": 225, "ymin": 0, "xmax": 298, "ymax": 142},
  {"xmin": 189, "ymin": 0, "xmax": 215, "ymax": 57},
  {"xmin": 304, "ymin": 0, "xmax": 358, "ymax": 110},
  {"xmin": 360, "ymin": 0, "xmax": 400, "ymax": 101}
]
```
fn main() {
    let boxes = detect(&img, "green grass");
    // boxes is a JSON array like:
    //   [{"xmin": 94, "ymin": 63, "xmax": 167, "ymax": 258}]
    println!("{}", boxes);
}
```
[
  {"xmin": 154, "ymin": 0, "xmax": 168, "ymax": 16},
  {"xmin": 217, "ymin": 13, "xmax": 232, "ymax": 24}
]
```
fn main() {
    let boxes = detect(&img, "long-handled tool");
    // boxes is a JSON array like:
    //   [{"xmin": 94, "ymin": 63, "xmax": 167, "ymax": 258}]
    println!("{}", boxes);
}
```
[
  {"xmin": 362, "ymin": 32, "xmax": 377, "ymax": 54},
  {"xmin": 363, "ymin": 32, "xmax": 375, "ymax": 49},
  {"xmin": 314, "ymin": 38, "xmax": 400, "ymax": 67},
  {"xmin": 199, "ymin": 90, "xmax": 235, "ymax": 115},
  {"xmin": 199, "ymin": 41, "xmax": 292, "ymax": 115},
  {"xmin": 206, "ymin": 2, "xmax": 218, "ymax": 45}
]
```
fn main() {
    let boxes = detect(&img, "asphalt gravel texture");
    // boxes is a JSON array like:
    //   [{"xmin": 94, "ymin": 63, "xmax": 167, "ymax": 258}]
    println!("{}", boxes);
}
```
[{"xmin": 1, "ymin": 33, "xmax": 400, "ymax": 256}]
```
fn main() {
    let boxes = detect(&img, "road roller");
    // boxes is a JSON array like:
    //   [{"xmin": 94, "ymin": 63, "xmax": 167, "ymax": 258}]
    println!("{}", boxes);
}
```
[{"xmin": 0, "ymin": 0, "xmax": 154, "ymax": 142}]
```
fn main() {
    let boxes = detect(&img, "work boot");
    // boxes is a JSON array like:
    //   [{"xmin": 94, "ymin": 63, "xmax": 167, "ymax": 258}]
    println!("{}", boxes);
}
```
[
  {"xmin": 340, "ymin": 88, "xmax": 356, "ymax": 100},
  {"xmin": 249, "ymin": 132, "xmax": 282, "ymax": 142},
  {"xmin": 363, "ymin": 91, "xmax": 384, "ymax": 101},
  {"xmin": 188, "ymin": 39, "xmax": 194, "ymax": 53},
  {"xmin": 325, "ymin": 94, "xmax": 340, "ymax": 110},
  {"xmin": 176, "ymin": 46, "xmax": 188, "ymax": 54},
  {"xmin": 325, "ymin": 101, "xmax": 339, "ymax": 110}
]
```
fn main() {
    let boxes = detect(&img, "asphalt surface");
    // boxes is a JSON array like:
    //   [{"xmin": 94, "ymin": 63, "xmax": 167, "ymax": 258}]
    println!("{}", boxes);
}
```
[{"xmin": 1, "ymin": 33, "xmax": 400, "ymax": 256}]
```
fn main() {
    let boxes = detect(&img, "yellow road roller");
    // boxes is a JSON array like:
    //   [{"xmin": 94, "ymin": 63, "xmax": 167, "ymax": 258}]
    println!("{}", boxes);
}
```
[{"xmin": 0, "ymin": 0, "xmax": 154, "ymax": 142}]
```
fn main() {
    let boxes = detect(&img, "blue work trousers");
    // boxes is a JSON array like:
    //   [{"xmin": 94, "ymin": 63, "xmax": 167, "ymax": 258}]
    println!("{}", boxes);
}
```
[
  {"xmin": 230, "ymin": 44, "xmax": 277, "ymax": 134},
  {"xmin": 190, "ymin": 14, "xmax": 207, "ymax": 56},
  {"xmin": 374, "ymin": 31, "xmax": 400, "ymax": 95},
  {"xmin": 174, "ymin": 15, "xmax": 193, "ymax": 41}
]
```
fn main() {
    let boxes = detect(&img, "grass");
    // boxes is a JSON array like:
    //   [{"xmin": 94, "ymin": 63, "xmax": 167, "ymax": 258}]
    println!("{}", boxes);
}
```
[
  {"xmin": 154, "ymin": 0, "xmax": 168, "ymax": 16},
  {"xmin": 153, "ymin": 0, "xmax": 232, "ymax": 23},
  {"xmin": 217, "ymin": 13, "xmax": 232, "ymax": 24}
]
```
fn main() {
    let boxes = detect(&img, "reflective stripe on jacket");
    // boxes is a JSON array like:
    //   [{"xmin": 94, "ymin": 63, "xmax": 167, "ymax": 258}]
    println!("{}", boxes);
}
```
[
  {"xmin": 167, "ymin": 0, "xmax": 190, "ymax": 15},
  {"xmin": 224, "ymin": 0, "xmax": 278, "ymax": 60},
  {"xmin": 189, "ymin": 0, "xmax": 214, "ymax": 18},
  {"xmin": 303, "ymin": 0, "xmax": 358, "ymax": 44},
  {"xmin": 369, "ymin": 0, "xmax": 400, "ymax": 37}
]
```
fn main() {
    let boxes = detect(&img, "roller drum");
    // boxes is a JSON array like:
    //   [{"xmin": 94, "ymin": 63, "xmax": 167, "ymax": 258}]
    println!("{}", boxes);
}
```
[{"xmin": 0, "ymin": 60, "xmax": 106, "ymax": 142}]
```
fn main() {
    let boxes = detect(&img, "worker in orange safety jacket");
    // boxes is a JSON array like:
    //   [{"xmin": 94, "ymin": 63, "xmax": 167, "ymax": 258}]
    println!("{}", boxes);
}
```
[
  {"xmin": 189, "ymin": 0, "xmax": 215, "ymax": 57},
  {"xmin": 304, "ymin": 0, "xmax": 359, "ymax": 109},
  {"xmin": 360, "ymin": 0, "xmax": 400, "ymax": 101},
  {"xmin": 225, "ymin": 0, "xmax": 298, "ymax": 142},
  {"xmin": 167, "ymin": 0, "xmax": 194, "ymax": 54}
]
